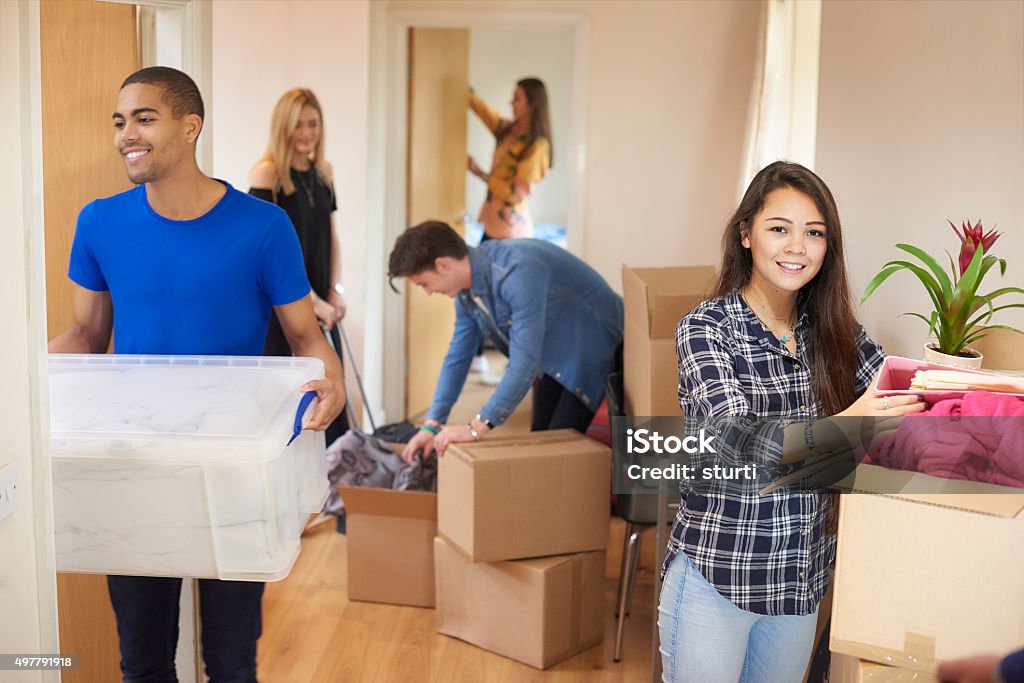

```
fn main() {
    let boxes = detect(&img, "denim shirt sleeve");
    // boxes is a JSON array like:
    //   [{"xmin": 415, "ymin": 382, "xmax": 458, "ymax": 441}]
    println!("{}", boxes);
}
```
[
  {"xmin": 427, "ymin": 296, "xmax": 483, "ymax": 424},
  {"xmin": 478, "ymin": 258, "xmax": 549, "ymax": 426}
]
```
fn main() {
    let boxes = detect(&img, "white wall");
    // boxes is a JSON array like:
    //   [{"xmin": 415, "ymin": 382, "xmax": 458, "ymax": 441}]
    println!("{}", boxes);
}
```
[
  {"xmin": 817, "ymin": 0, "xmax": 1024, "ymax": 359},
  {"xmin": 210, "ymin": 0, "xmax": 372, "ymax": 419},
  {"xmin": 0, "ymin": 1, "xmax": 59, "ymax": 677},
  {"xmin": 466, "ymin": 28, "xmax": 573, "ymax": 227}
]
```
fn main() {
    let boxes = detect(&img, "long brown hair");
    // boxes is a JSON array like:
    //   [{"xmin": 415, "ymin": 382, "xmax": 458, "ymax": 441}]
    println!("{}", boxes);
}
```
[
  {"xmin": 498, "ymin": 77, "xmax": 554, "ymax": 169},
  {"xmin": 259, "ymin": 88, "xmax": 328, "ymax": 198},
  {"xmin": 714, "ymin": 161, "xmax": 859, "ymax": 415}
]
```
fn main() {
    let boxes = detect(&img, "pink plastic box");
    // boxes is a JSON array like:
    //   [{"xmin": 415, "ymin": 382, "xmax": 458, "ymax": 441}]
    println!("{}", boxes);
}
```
[{"xmin": 875, "ymin": 355, "xmax": 1021, "ymax": 404}]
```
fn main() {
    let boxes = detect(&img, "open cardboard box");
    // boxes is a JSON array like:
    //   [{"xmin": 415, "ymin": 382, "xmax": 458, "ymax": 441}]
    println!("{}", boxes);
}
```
[
  {"xmin": 338, "ymin": 442, "xmax": 438, "ymax": 608},
  {"xmin": 621, "ymin": 265, "xmax": 716, "ymax": 417},
  {"xmin": 830, "ymin": 493, "xmax": 1024, "ymax": 672}
]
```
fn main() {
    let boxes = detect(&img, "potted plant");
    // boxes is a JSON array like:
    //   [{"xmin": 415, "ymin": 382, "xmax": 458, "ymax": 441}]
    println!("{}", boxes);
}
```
[{"xmin": 861, "ymin": 220, "xmax": 1024, "ymax": 369}]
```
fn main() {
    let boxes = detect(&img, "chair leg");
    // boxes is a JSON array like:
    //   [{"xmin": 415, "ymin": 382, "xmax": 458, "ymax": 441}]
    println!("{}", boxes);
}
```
[
  {"xmin": 624, "ymin": 525, "xmax": 642, "ymax": 616},
  {"xmin": 614, "ymin": 522, "xmax": 631, "ymax": 618},
  {"xmin": 613, "ymin": 522, "xmax": 641, "ymax": 663}
]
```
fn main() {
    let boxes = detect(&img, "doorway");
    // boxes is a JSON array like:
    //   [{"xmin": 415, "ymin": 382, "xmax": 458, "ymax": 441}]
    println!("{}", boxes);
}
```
[
  {"xmin": 375, "ymin": 8, "xmax": 589, "ymax": 423},
  {"xmin": 24, "ymin": 1, "xmax": 211, "ymax": 680}
]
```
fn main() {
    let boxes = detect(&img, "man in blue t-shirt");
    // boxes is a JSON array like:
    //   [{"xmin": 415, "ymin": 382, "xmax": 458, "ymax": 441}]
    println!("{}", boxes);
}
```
[{"xmin": 48, "ymin": 66, "xmax": 344, "ymax": 682}]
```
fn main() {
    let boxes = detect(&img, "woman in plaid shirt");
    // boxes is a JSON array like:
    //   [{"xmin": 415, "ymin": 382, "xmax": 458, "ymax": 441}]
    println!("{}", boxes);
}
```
[{"xmin": 657, "ymin": 162, "xmax": 925, "ymax": 682}]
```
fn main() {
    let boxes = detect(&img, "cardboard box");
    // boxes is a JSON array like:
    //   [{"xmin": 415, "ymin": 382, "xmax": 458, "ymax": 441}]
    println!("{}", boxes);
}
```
[
  {"xmin": 434, "ymin": 536, "xmax": 605, "ymax": 669},
  {"xmin": 439, "ymin": 429, "xmax": 610, "ymax": 562},
  {"xmin": 621, "ymin": 265, "xmax": 716, "ymax": 417},
  {"xmin": 830, "ymin": 653, "xmax": 936, "ymax": 682},
  {"xmin": 830, "ymin": 493, "xmax": 1024, "ymax": 672},
  {"xmin": 339, "ymin": 485, "xmax": 437, "ymax": 607}
]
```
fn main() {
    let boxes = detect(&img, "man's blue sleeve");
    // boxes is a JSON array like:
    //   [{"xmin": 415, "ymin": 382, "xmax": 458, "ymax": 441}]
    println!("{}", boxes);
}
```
[
  {"xmin": 258, "ymin": 212, "xmax": 310, "ymax": 306},
  {"xmin": 427, "ymin": 297, "xmax": 482, "ymax": 424},
  {"xmin": 67, "ymin": 202, "xmax": 109, "ymax": 292}
]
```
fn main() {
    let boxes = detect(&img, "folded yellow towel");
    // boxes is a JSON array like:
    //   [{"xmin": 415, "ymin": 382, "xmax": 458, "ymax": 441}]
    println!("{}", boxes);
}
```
[{"xmin": 909, "ymin": 369, "xmax": 1024, "ymax": 394}]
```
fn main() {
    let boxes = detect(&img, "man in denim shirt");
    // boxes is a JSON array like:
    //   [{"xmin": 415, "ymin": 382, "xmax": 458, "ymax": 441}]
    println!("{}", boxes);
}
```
[{"xmin": 390, "ymin": 221, "xmax": 623, "ymax": 460}]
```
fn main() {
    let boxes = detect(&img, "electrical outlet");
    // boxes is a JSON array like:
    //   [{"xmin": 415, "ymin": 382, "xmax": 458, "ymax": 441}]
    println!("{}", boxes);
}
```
[{"xmin": 0, "ymin": 462, "xmax": 17, "ymax": 521}]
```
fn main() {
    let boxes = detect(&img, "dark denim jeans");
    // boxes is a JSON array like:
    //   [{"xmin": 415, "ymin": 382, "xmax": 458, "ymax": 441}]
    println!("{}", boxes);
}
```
[{"xmin": 107, "ymin": 575, "xmax": 264, "ymax": 683}]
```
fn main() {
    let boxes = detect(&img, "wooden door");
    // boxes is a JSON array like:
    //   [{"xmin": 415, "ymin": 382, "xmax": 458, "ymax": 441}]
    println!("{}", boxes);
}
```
[
  {"xmin": 41, "ymin": 0, "xmax": 138, "ymax": 680},
  {"xmin": 404, "ymin": 28, "xmax": 470, "ymax": 418}
]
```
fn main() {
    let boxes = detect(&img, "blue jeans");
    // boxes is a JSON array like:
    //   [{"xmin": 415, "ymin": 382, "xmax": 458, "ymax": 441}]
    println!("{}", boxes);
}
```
[
  {"xmin": 107, "ymin": 575, "xmax": 264, "ymax": 683},
  {"xmin": 657, "ymin": 552, "xmax": 817, "ymax": 683}
]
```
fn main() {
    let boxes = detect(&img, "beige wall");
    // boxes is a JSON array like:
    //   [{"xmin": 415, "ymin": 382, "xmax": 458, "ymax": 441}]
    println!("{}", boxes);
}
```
[
  {"xmin": 0, "ymin": 0, "xmax": 58, "ymax": 673},
  {"xmin": 388, "ymin": 0, "xmax": 761, "ymax": 284},
  {"xmin": 210, "ymin": 0, "xmax": 372, "ymax": 419},
  {"xmin": 576, "ymin": 0, "xmax": 760, "ymax": 279},
  {"xmin": 817, "ymin": 0, "xmax": 1024, "ymax": 359},
  {"xmin": 467, "ymin": 27, "xmax": 574, "ymax": 228},
  {"xmin": 373, "ymin": 0, "xmax": 760, "ymax": 420}
]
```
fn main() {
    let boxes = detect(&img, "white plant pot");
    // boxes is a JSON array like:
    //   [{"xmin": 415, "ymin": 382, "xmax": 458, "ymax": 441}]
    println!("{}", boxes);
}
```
[{"xmin": 922, "ymin": 343, "xmax": 984, "ymax": 370}]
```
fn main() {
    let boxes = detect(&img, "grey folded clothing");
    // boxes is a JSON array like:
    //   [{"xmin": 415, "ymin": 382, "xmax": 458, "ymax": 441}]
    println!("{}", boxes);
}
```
[
  {"xmin": 393, "ymin": 450, "xmax": 437, "ymax": 492},
  {"xmin": 324, "ymin": 429, "xmax": 404, "ymax": 515},
  {"xmin": 324, "ymin": 429, "xmax": 438, "ymax": 516}
]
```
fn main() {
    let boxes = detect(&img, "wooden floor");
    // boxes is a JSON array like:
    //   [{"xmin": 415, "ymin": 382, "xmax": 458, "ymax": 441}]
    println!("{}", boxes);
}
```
[{"xmin": 256, "ymin": 355, "xmax": 661, "ymax": 681}]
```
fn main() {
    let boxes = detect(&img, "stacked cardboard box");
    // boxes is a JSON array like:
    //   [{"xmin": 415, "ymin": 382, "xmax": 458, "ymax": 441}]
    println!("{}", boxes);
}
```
[
  {"xmin": 829, "ymin": 476, "xmax": 1024, "ymax": 674},
  {"xmin": 830, "ymin": 652, "xmax": 936, "ymax": 682},
  {"xmin": 621, "ymin": 265, "xmax": 716, "ymax": 417},
  {"xmin": 435, "ymin": 429, "xmax": 611, "ymax": 669}
]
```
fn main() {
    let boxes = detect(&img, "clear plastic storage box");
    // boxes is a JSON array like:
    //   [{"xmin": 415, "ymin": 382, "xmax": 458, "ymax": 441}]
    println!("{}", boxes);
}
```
[{"xmin": 49, "ymin": 354, "xmax": 328, "ymax": 581}]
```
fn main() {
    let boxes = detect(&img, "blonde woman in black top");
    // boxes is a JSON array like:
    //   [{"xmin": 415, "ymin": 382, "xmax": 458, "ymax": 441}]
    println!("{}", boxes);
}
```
[{"xmin": 250, "ymin": 87, "xmax": 349, "ymax": 435}]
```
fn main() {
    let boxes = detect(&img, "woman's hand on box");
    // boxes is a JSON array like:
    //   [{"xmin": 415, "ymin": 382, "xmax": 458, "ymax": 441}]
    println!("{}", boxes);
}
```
[{"xmin": 838, "ymin": 368, "xmax": 928, "ymax": 418}]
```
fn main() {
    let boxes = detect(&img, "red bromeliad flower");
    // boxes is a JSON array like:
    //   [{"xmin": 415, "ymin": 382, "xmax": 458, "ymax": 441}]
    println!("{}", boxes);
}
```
[{"xmin": 950, "ymin": 219, "xmax": 1000, "ymax": 275}]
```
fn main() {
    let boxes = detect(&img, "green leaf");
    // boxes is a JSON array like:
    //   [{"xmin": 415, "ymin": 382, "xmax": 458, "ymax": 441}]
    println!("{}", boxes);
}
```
[
  {"xmin": 883, "ymin": 260, "xmax": 947, "ymax": 312},
  {"xmin": 978, "ymin": 324, "xmax": 1024, "ymax": 335},
  {"xmin": 948, "ymin": 246, "xmax": 988, "ymax": 331},
  {"xmin": 983, "ymin": 286, "xmax": 1024, "ymax": 300},
  {"xmin": 861, "ymin": 264, "xmax": 908, "ymax": 303},
  {"xmin": 901, "ymin": 311, "xmax": 939, "ymax": 337},
  {"xmin": 979, "ymin": 254, "xmax": 1000, "ymax": 277},
  {"xmin": 944, "ymin": 250, "xmax": 958, "ymax": 280},
  {"xmin": 962, "ymin": 331, "xmax": 988, "ymax": 348},
  {"xmin": 895, "ymin": 243, "xmax": 953, "ymax": 300}
]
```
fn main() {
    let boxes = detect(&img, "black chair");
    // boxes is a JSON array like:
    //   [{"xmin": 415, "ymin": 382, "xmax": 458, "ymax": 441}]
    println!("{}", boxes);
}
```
[{"xmin": 607, "ymin": 370, "xmax": 661, "ymax": 663}]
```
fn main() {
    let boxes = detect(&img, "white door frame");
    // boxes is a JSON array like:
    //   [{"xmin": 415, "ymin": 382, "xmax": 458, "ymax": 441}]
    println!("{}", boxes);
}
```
[
  {"xmin": 370, "ymin": 7, "xmax": 590, "ymax": 423},
  {"xmin": 2, "ymin": 2, "xmax": 58, "ymax": 679},
  {"xmin": 14, "ymin": 2, "xmax": 211, "ymax": 680}
]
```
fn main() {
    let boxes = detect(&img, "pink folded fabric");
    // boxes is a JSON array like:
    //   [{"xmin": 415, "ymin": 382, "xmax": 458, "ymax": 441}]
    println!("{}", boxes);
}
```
[{"xmin": 858, "ymin": 391, "xmax": 1024, "ymax": 488}]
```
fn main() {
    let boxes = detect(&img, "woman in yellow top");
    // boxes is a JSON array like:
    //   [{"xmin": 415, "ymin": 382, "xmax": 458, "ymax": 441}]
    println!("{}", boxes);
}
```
[{"xmin": 467, "ymin": 77, "xmax": 553, "ymax": 240}]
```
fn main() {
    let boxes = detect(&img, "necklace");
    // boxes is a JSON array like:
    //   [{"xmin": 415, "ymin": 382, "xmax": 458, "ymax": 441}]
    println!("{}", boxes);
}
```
[
  {"xmin": 294, "ymin": 168, "xmax": 316, "ymax": 208},
  {"xmin": 764, "ymin": 311, "xmax": 796, "ymax": 343},
  {"xmin": 744, "ymin": 294, "xmax": 797, "ymax": 344}
]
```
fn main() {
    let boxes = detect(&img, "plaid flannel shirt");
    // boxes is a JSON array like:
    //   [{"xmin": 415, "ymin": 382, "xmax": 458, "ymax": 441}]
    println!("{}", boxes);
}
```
[{"xmin": 664, "ymin": 290, "xmax": 884, "ymax": 616}]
